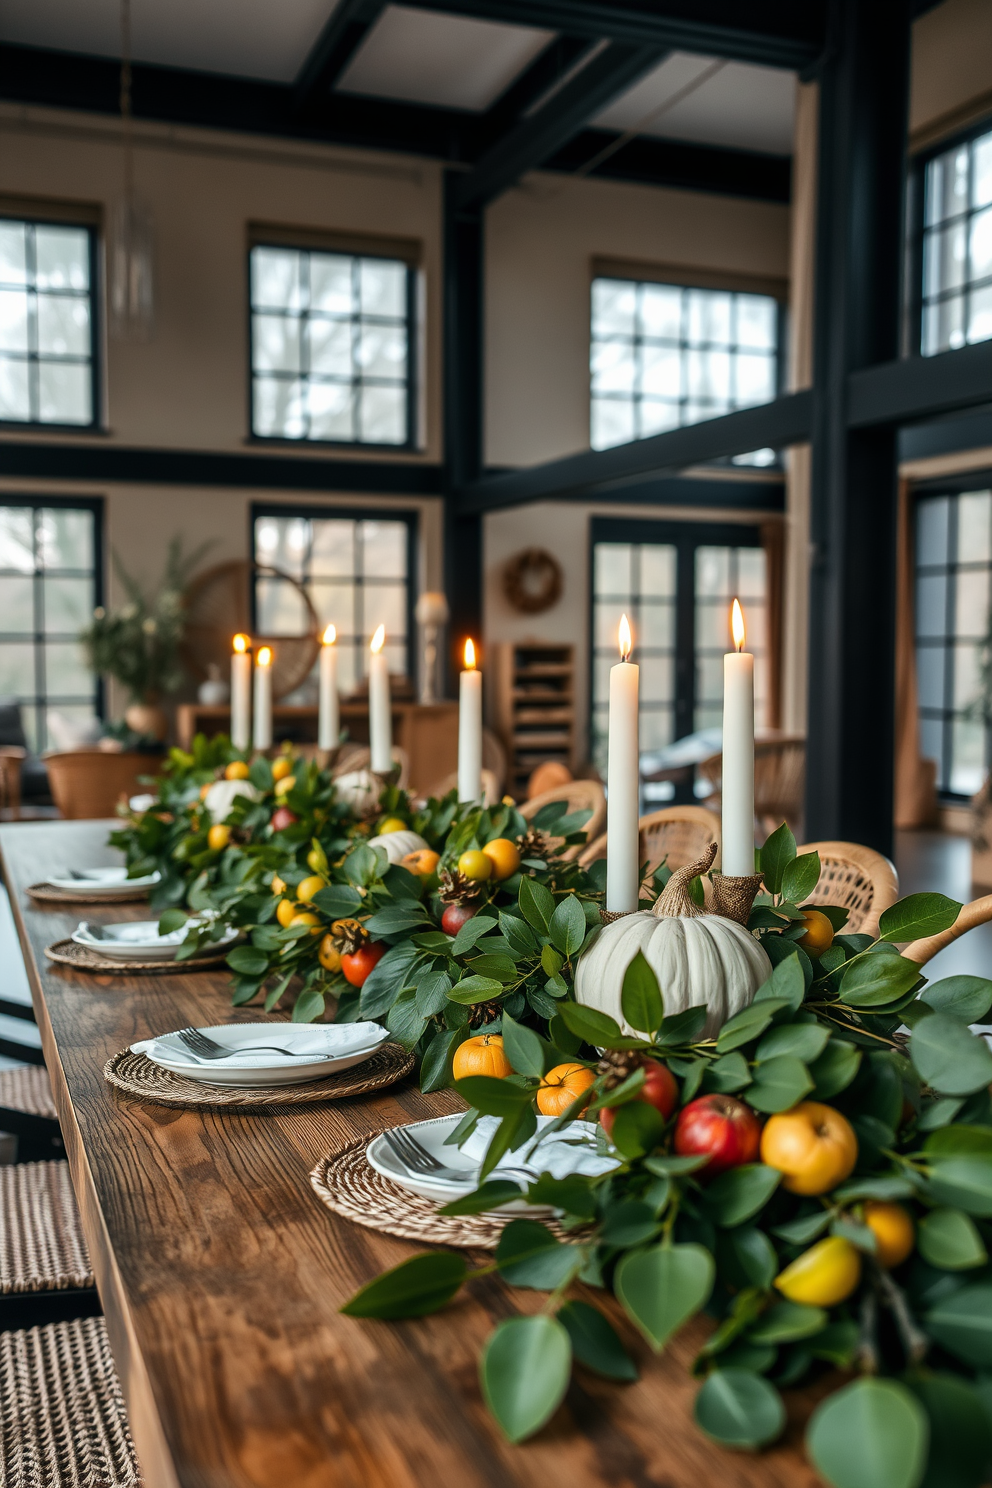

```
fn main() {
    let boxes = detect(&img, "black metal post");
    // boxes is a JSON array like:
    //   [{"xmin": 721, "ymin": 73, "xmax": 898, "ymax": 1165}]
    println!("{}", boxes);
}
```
[
  {"xmin": 805, "ymin": 0, "xmax": 911, "ymax": 854},
  {"xmin": 442, "ymin": 169, "xmax": 484, "ymax": 693}
]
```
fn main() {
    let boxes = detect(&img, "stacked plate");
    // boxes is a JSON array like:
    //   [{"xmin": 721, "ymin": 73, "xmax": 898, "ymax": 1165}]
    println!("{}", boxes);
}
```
[
  {"xmin": 48, "ymin": 867, "xmax": 161, "ymax": 898},
  {"xmin": 132, "ymin": 1021, "xmax": 390, "ymax": 1087},
  {"xmin": 71, "ymin": 917, "xmax": 238, "ymax": 961}
]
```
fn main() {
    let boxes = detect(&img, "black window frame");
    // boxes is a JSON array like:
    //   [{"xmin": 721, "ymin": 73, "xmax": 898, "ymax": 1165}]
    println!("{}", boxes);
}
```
[
  {"xmin": 0, "ymin": 493, "xmax": 105, "ymax": 752},
  {"xmin": 247, "ymin": 240, "xmax": 418, "ymax": 453},
  {"xmin": 0, "ymin": 213, "xmax": 101, "ymax": 434},
  {"xmin": 249, "ymin": 502, "xmax": 419, "ymax": 686}
]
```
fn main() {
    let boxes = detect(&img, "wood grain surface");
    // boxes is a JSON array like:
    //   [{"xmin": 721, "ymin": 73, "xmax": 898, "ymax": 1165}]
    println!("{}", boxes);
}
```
[{"xmin": 0, "ymin": 820, "xmax": 825, "ymax": 1488}]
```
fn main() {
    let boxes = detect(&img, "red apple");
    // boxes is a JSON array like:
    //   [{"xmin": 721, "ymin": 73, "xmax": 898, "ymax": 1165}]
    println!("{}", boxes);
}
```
[
  {"xmin": 271, "ymin": 806, "xmax": 299, "ymax": 833},
  {"xmin": 674, "ymin": 1094, "xmax": 762, "ymax": 1176},
  {"xmin": 600, "ymin": 1058, "xmax": 678, "ymax": 1137},
  {"xmin": 441, "ymin": 904, "xmax": 477, "ymax": 936}
]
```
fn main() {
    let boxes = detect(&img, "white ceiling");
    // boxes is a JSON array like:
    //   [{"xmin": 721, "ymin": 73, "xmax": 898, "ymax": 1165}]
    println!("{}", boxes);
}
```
[{"xmin": 0, "ymin": 0, "xmax": 796, "ymax": 154}]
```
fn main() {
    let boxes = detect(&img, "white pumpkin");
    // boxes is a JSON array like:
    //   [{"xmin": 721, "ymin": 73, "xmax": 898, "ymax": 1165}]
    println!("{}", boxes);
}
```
[
  {"xmin": 333, "ymin": 770, "xmax": 380, "ymax": 817},
  {"xmin": 574, "ymin": 843, "xmax": 770, "ymax": 1038},
  {"xmin": 202, "ymin": 778, "xmax": 261, "ymax": 821},
  {"xmin": 368, "ymin": 829, "xmax": 430, "ymax": 865}
]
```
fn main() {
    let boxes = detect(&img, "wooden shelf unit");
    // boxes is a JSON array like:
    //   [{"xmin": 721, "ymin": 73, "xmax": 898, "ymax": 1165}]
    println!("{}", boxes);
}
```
[{"xmin": 494, "ymin": 642, "xmax": 576, "ymax": 795}]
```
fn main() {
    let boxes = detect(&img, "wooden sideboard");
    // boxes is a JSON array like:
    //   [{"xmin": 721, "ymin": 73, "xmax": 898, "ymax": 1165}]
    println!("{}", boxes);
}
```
[{"xmin": 175, "ymin": 701, "xmax": 460, "ymax": 794}]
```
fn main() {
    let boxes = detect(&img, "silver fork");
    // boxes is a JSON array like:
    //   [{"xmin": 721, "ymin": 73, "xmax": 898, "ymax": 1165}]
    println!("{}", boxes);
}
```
[
  {"xmin": 384, "ymin": 1126, "xmax": 536, "ymax": 1184},
  {"xmin": 169, "ymin": 1026, "xmax": 331, "ymax": 1062}
]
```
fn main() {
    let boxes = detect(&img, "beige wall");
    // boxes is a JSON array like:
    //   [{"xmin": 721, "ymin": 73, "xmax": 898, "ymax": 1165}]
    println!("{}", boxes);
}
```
[{"xmin": 911, "ymin": 0, "xmax": 992, "ymax": 143}]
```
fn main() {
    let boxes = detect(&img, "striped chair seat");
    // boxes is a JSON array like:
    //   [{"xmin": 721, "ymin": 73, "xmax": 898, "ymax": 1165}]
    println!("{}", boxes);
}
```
[{"xmin": 0, "ymin": 1064, "xmax": 58, "ymax": 1122}]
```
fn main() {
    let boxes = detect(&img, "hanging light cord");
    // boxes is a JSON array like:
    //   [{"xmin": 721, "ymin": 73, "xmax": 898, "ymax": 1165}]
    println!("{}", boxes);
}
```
[{"xmin": 119, "ymin": 0, "xmax": 133, "ymax": 200}]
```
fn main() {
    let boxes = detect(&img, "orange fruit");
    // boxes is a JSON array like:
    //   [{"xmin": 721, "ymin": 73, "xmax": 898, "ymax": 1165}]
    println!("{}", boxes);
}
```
[
  {"xmin": 401, "ymin": 848, "xmax": 441, "ymax": 877},
  {"xmin": 289, "ymin": 911, "xmax": 321, "ymax": 936},
  {"xmin": 482, "ymin": 838, "xmax": 521, "ymax": 880},
  {"xmin": 296, "ymin": 875, "xmax": 326, "ymax": 903},
  {"xmin": 199, "ymin": 783, "xmax": 212, "ymax": 801},
  {"xmin": 537, "ymin": 1063, "xmax": 595, "ymax": 1117},
  {"xmin": 453, "ymin": 1034, "xmax": 512, "ymax": 1080},
  {"xmin": 761, "ymin": 1101, "xmax": 858, "ymax": 1195},
  {"xmin": 775, "ymin": 1236, "xmax": 861, "ymax": 1306},
  {"xmin": 207, "ymin": 824, "xmax": 230, "ymax": 851},
  {"xmin": 271, "ymin": 756, "xmax": 293, "ymax": 782},
  {"xmin": 457, "ymin": 849, "xmax": 492, "ymax": 882},
  {"xmin": 225, "ymin": 760, "xmax": 250, "ymax": 781},
  {"xmin": 276, "ymin": 897, "xmax": 297, "ymax": 928},
  {"xmin": 796, "ymin": 909, "xmax": 835, "ymax": 956},
  {"xmin": 863, "ymin": 1202, "xmax": 915, "ymax": 1268},
  {"xmin": 318, "ymin": 935, "xmax": 341, "ymax": 973}
]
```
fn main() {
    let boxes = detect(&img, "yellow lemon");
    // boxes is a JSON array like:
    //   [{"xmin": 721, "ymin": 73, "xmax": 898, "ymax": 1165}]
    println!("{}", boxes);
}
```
[
  {"xmin": 458, "ymin": 849, "xmax": 492, "ymax": 882},
  {"xmin": 207, "ymin": 824, "xmax": 230, "ymax": 851},
  {"xmin": 863, "ymin": 1202, "xmax": 915, "ymax": 1268},
  {"xmin": 271, "ymin": 874, "xmax": 286, "ymax": 896},
  {"xmin": 307, "ymin": 846, "xmax": 326, "ymax": 873},
  {"xmin": 274, "ymin": 775, "xmax": 296, "ymax": 797},
  {"xmin": 289, "ymin": 911, "xmax": 321, "ymax": 936},
  {"xmin": 378, "ymin": 816, "xmax": 407, "ymax": 835},
  {"xmin": 775, "ymin": 1236, "xmax": 862, "ymax": 1307},
  {"xmin": 225, "ymin": 760, "xmax": 250, "ymax": 781},
  {"xmin": 271, "ymin": 757, "xmax": 293, "ymax": 782},
  {"xmin": 296, "ymin": 875, "xmax": 326, "ymax": 903},
  {"xmin": 276, "ymin": 897, "xmax": 297, "ymax": 928}
]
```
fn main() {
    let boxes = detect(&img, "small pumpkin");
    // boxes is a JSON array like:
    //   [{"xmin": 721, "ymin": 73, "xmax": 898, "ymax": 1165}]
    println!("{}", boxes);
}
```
[
  {"xmin": 452, "ymin": 1034, "xmax": 512, "ymax": 1081},
  {"xmin": 367, "ymin": 828, "xmax": 430, "ymax": 866},
  {"xmin": 536, "ymin": 1063, "xmax": 595, "ymax": 1116},
  {"xmin": 333, "ymin": 770, "xmax": 380, "ymax": 817},
  {"xmin": 574, "ymin": 842, "xmax": 771, "ymax": 1039},
  {"xmin": 202, "ymin": 777, "xmax": 261, "ymax": 821}
]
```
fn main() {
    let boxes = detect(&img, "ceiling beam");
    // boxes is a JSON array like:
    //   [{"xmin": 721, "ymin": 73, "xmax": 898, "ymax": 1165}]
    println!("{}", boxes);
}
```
[
  {"xmin": 294, "ymin": 0, "xmax": 388, "ymax": 115},
  {"xmin": 453, "ymin": 40, "xmax": 667, "ymax": 210},
  {"xmin": 551, "ymin": 129, "xmax": 791, "ymax": 201},
  {"xmin": 478, "ymin": 34, "xmax": 595, "ymax": 144},
  {"xmin": 847, "ymin": 339, "xmax": 992, "ymax": 428}
]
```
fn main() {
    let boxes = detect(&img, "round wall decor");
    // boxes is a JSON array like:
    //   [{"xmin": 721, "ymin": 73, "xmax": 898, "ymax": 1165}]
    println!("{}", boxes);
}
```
[{"xmin": 503, "ymin": 548, "xmax": 563, "ymax": 615}]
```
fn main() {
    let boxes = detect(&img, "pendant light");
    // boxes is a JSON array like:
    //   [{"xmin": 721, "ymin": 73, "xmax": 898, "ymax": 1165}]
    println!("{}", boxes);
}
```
[{"xmin": 109, "ymin": 0, "xmax": 154, "ymax": 341}]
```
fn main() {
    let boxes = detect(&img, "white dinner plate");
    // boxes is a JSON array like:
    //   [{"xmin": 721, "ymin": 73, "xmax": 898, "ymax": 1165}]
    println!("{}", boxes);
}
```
[
  {"xmin": 132, "ymin": 1021, "xmax": 390, "ymax": 1087},
  {"xmin": 366, "ymin": 1114, "xmax": 554, "ymax": 1216},
  {"xmin": 71, "ymin": 918, "xmax": 239, "ymax": 961},
  {"xmin": 48, "ymin": 867, "xmax": 161, "ymax": 897}
]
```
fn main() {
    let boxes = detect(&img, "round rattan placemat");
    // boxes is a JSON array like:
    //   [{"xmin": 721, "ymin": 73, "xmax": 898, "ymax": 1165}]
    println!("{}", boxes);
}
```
[
  {"xmin": 45, "ymin": 939, "xmax": 232, "ymax": 975},
  {"xmin": 28, "ymin": 882, "xmax": 151, "ymax": 906},
  {"xmin": 310, "ymin": 1137, "xmax": 569, "ymax": 1250},
  {"xmin": 103, "ymin": 1043, "xmax": 415, "ymax": 1108}
]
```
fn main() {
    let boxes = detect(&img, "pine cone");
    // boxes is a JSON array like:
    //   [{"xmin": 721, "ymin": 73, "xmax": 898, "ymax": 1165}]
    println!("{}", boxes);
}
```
[
  {"xmin": 516, "ymin": 828, "xmax": 555, "ymax": 864},
  {"xmin": 468, "ymin": 998, "xmax": 504, "ymax": 1028},
  {"xmin": 597, "ymin": 1049, "xmax": 646, "ymax": 1090},
  {"xmin": 439, "ymin": 869, "xmax": 482, "ymax": 906},
  {"xmin": 330, "ymin": 917, "xmax": 369, "ymax": 955}
]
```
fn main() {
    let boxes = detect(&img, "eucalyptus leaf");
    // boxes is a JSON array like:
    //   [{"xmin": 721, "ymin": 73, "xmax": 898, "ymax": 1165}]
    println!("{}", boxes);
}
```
[
  {"xmin": 694, "ymin": 1369, "xmax": 786, "ymax": 1450},
  {"xmin": 911, "ymin": 1014, "xmax": 992, "ymax": 1096},
  {"xmin": 415, "ymin": 969, "xmax": 453, "ymax": 1018},
  {"xmin": 926, "ymin": 1285, "xmax": 992, "ymax": 1366},
  {"xmin": 518, "ymin": 876, "xmax": 554, "ymax": 934},
  {"xmin": 924, "ymin": 1154, "xmax": 992, "ymax": 1216},
  {"xmin": 557, "ymin": 1001, "xmax": 643, "ymax": 1050},
  {"xmin": 920, "ymin": 976, "xmax": 992, "ymax": 1026},
  {"xmin": 447, "ymin": 974, "xmax": 505, "ymax": 1005},
  {"xmin": 781, "ymin": 851, "xmax": 821, "ymax": 906},
  {"xmin": 599, "ymin": 1199, "xmax": 660, "ymax": 1248},
  {"xmin": 500, "ymin": 1013, "xmax": 545, "ymax": 1079},
  {"xmin": 419, "ymin": 1026, "xmax": 468, "ymax": 1093},
  {"xmin": 760, "ymin": 822, "xmax": 797, "ymax": 895},
  {"xmin": 772, "ymin": 1210, "xmax": 834, "ymax": 1244},
  {"xmin": 810, "ymin": 1040, "xmax": 862, "ymax": 1099},
  {"xmin": 753, "ymin": 953, "xmax": 805, "ymax": 1011},
  {"xmin": 747, "ymin": 1055, "xmax": 814, "ymax": 1113},
  {"xmin": 748, "ymin": 1301, "xmax": 827, "ymax": 1345},
  {"xmin": 705, "ymin": 1164, "xmax": 782, "ymax": 1228},
  {"xmin": 454, "ymin": 1075, "xmax": 533, "ymax": 1117},
  {"xmin": 558, "ymin": 1300, "xmax": 638, "ymax": 1382},
  {"xmin": 340, "ymin": 1251, "xmax": 466, "ymax": 1319},
  {"xmin": 918, "ymin": 1208, "xmax": 989, "ymax": 1271},
  {"xmin": 620, "ymin": 949, "xmax": 664, "ymax": 1037},
  {"xmin": 609, "ymin": 1101, "xmax": 665, "ymax": 1159},
  {"xmin": 878, "ymin": 892, "xmax": 963, "ymax": 944},
  {"xmin": 480, "ymin": 1315, "xmax": 571, "ymax": 1443},
  {"xmin": 756, "ymin": 1022, "xmax": 830, "ymax": 1064},
  {"xmin": 839, "ymin": 952, "xmax": 923, "ymax": 1008},
  {"xmin": 451, "ymin": 913, "xmax": 499, "ymax": 956},
  {"xmin": 495, "ymin": 1220, "xmax": 583, "ymax": 1290},
  {"xmin": 655, "ymin": 1005, "xmax": 708, "ymax": 1047},
  {"xmin": 615, "ymin": 1243, "xmax": 715, "ymax": 1351},
  {"xmin": 548, "ymin": 894, "xmax": 587, "ymax": 957},
  {"xmin": 806, "ymin": 1378, "xmax": 929, "ymax": 1488},
  {"xmin": 291, "ymin": 986, "xmax": 325, "ymax": 1023},
  {"xmin": 715, "ymin": 997, "xmax": 792, "ymax": 1054},
  {"xmin": 908, "ymin": 1372, "xmax": 992, "ymax": 1488},
  {"xmin": 702, "ymin": 1051, "xmax": 752, "ymax": 1093}
]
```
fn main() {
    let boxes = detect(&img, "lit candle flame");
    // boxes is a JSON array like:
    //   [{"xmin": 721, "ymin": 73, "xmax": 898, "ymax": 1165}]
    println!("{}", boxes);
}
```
[
  {"xmin": 322, "ymin": 624, "xmax": 336, "ymax": 645},
  {"xmin": 256, "ymin": 646, "xmax": 272, "ymax": 667},
  {"xmin": 731, "ymin": 598, "xmax": 746, "ymax": 653},
  {"xmin": 370, "ymin": 624, "xmax": 385, "ymax": 655},
  {"xmin": 618, "ymin": 613, "xmax": 632, "ymax": 662},
  {"xmin": 464, "ymin": 637, "xmax": 476, "ymax": 670},
  {"xmin": 233, "ymin": 633, "xmax": 249, "ymax": 654}
]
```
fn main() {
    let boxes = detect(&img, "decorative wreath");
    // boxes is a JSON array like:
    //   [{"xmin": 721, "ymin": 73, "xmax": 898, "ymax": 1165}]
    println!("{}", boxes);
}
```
[{"xmin": 503, "ymin": 548, "xmax": 563, "ymax": 615}]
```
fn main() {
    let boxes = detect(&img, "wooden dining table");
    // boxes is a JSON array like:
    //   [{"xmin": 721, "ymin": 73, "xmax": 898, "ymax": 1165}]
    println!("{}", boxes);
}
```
[{"xmin": 0, "ymin": 818, "xmax": 824, "ymax": 1488}]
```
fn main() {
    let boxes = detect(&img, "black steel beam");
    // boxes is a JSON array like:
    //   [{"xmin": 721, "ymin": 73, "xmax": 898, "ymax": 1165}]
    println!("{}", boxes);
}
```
[
  {"xmin": 454, "ymin": 41, "xmax": 667, "ymax": 211},
  {"xmin": 458, "ymin": 392, "xmax": 812, "ymax": 510},
  {"xmin": 398, "ymin": 0, "xmax": 824, "ymax": 70},
  {"xmin": 804, "ymin": 0, "xmax": 912, "ymax": 856},
  {"xmin": 848, "ymin": 340, "xmax": 992, "ymax": 429},
  {"xmin": 899, "ymin": 405, "xmax": 992, "ymax": 464},
  {"xmin": 294, "ymin": 0, "xmax": 388, "ymax": 114},
  {"xmin": 461, "ymin": 471, "xmax": 785, "ymax": 515},
  {"xmin": 479, "ymin": 35, "xmax": 595, "ymax": 146},
  {"xmin": 550, "ymin": 129, "xmax": 792, "ymax": 201}
]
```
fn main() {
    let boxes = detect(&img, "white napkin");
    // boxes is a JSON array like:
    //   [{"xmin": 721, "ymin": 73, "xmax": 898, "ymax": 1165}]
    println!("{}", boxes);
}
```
[
  {"xmin": 134, "ymin": 1021, "xmax": 387, "ymax": 1069},
  {"xmin": 459, "ymin": 1115, "xmax": 619, "ymax": 1182}
]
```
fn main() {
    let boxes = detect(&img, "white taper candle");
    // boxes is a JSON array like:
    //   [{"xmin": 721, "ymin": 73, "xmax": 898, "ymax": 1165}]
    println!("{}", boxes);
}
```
[
  {"xmin": 368, "ymin": 625, "xmax": 392, "ymax": 773},
  {"xmin": 317, "ymin": 624, "xmax": 339, "ymax": 751},
  {"xmin": 606, "ymin": 614, "xmax": 640, "ymax": 913},
  {"xmin": 721, "ymin": 599, "xmax": 755, "ymax": 877},
  {"xmin": 458, "ymin": 638, "xmax": 483, "ymax": 803},
  {"xmin": 253, "ymin": 646, "xmax": 273, "ymax": 753},
  {"xmin": 230, "ymin": 634, "xmax": 251, "ymax": 751}
]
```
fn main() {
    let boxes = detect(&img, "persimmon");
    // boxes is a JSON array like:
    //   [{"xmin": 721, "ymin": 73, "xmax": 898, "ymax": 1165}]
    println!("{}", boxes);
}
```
[
  {"xmin": 225, "ymin": 761, "xmax": 250, "ymax": 781},
  {"xmin": 796, "ymin": 909, "xmax": 835, "ymax": 956},
  {"xmin": 452, "ymin": 1034, "xmax": 512, "ymax": 1080},
  {"xmin": 537, "ymin": 1063, "xmax": 595, "ymax": 1116},
  {"xmin": 401, "ymin": 848, "xmax": 441, "ymax": 877},
  {"xmin": 318, "ymin": 935, "xmax": 341, "ymax": 973},
  {"xmin": 863, "ymin": 1202, "xmax": 915, "ymax": 1267},
  {"xmin": 760, "ymin": 1102, "xmax": 858, "ymax": 1195}
]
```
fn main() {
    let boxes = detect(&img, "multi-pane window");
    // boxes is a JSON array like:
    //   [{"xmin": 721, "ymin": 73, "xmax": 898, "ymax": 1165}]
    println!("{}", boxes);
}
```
[
  {"xmin": 694, "ymin": 546, "xmax": 768, "ymax": 732},
  {"xmin": 249, "ymin": 244, "xmax": 413, "ymax": 446},
  {"xmin": 915, "ymin": 489, "xmax": 992, "ymax": 797},
  {"xmin": 0, "ymin": 218, "xmax": 96, "ymax": 427},
  {"xmin": 921, "ymin": 127, "xmax": 992, "ymax": 356},
  {"xmin": 253, "ymin": 508, "xmax": 413, "ymax": 696},
  {"xmin": 593, "ymin": 542, "xmax": 677, "ymax": 767},
  {"xmin": 590, "ymin": 277, "xmax": 779, "ymax": 453},
  {"xmin": 0, "ymin": 502, "xmax": 101, "ymax": 751}
]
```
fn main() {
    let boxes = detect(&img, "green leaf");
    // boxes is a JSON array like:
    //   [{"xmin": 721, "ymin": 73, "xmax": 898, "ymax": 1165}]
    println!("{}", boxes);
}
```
[
  {"xmin": 556, "ymin": 1001, "xmax": 640, "ymax": 1050},
  {"xmin": 615, "ymin": 1243, "xmax": 715, "ymax": 1351},
  {"xmin": 925, "ymin": 1125, "xmax": 992, "ymax": 1157},
  {"xmin": 927, "ymin": 1285, "xmax": 992, "ymax": 1366},
  {"xmin": 911, "ymin": 1014, "xmax": 992, "ymax": 1096},
  {"xmin": 454, "ymin": 1075, "xmax": 533, "ymax": 1117},
  {"xmin": 807, "ymin": 1378, "xmax": 929, "ymax": 1488},
  {"xmin": 716, "ymin": 998, "xmax": 792, "ymax": 1054},
  {"xmin": 450, "ymin": 913, "xmax": 496, "ymax": 957},
  {"xmin": 500, "ymin": 913, "xmax": 538, "ymax": 955},
  {"xmin": 609, "ymin": 1101, "xmax": 665, "ymax": 1159},
  {"xmin": 291, "ymin": 986, "xmax": 325, "ymax": 1023},
  {"xmin": 599, "ymin": 1199, "xmax": 660, "ymax": 1248},
  {"xmin": 419, "ymin": 1026, "xmax": 467, "ymax": 1093},
  {"xmin": 500, "ymin": 1013, "xmax": 545, "ymax": 1078},
  {"xmin": 810, "ymin": 1040, "xmax": 862, "ymax": 1099},
  {"xmin": 918, "ymin": 1097, "xmax": 966, "ymax": 1131},
  {"xmin": 756, "ymin": 1022, "xmax": 830, "ymax": 1063},
  {"xmin": 558, "ymin": 1300, "xmax": 638, "ymax": 1382},
  {"xmin": 480, "ymin": 1315, "xmax": 571, "ymax": 1443},
  {"xmin": 496, "ymin": 1220, "xmax": 583, "ymax": 1289},
  {"xmin": 364, "ymin": 904, "xmax": 429, "ymax": 937},
  {"xmin": 754, "ymin": 952, "xmax": 806, "ymax": 1011},
  {"xmin": 157, "ymin": 907, "xmax": 188, "ymax": 935},
  {"xmin": 437, "ymin": 1180, "xmax": 524, "ymax": 1216},
  {"xmin": 385, "ymin": 988, "xmax": 427, "ymax": 1050},
  {"xmin": 781, "ymin": 851, "xmax": 821, "ymax": 906},
  {"xmin": 910, "ymin": 1373, "xmax": 992, "ymax": 1488},
  {"xmin": 548, "ymin": 894, "xmax": 586, "ymax": 957},
  {"xmin": 839, "ymin": 953, "xmax": 923, "ymax": 1008},
  {"xmin": 415, "ymin": 969, "xmax": 453, "ymax": 1019},
  {"xmin": 749, "ymin": 1301, "xmax": 827, "ymax": 1344},
  {"xmin": 924, "ymin": 1155, "xmax": 992, "ymax": 1216},
  {"xmin": 705, "ymin": 1164, "xmax": 781, "ymax": 1228},
  {"xmin": 359, "ymin": 942, "xmax": 420, "ymax": 1019},
  {"xmin": 643, "ymin": 1153, "xmax": 710, "ymax": 1177},
  {"xmin": 878, "ymin": 892, "xmax": 962, "ymax": 944},
  {"xmin": 525, "ymin": 1172, "xmax": 598, "ymax": 1220},
  {"xmin": 620, "ymin": 950, "xmax": 664, "ymax": 1037},
  {"xmin": 832, "ymin": 1175, "xmax": 918, "ymax": 1202},
  {"xmin": 747, "ymin": 1055, "xmax": 814, "ymax": 1113},
  {"xmin": 518, "ymin": 876, "xmax": 554, "ymax": 934},
  {"xmin": 479, "ymin": 1105, "xmax": 536, "ymax": 1181},
  {"xmin": 703, "ymin": 1051, "xmax": 752, "ymax": 1093},
  {"xmin": 226, "ymin": 945, "xmax": 269, "ymax": 976},
  {"xmin": 921, "ymin": 976, "xmax": 992, "ymax": 1026},
  {"xmin": 342, "ymin": 843, "xmax": 378, "ymax": 887},
  {"xmin": 312, "ymin": 884, "xmax": 364, "ymax": 919},
  {"xmin": 695, "ymin": 1369, "xmax": 786, "ymax": 1450},
  {"xmin": 772, "ymin": 1210, "xmax": 833, "ymax": 1244},
  {"xmin": 760, "ymin": 822, "xmax": 797, "ymax": 895},
  {"xmin": 340, "ymin": 1252, "xmax": 466, "ymax": 1319},
  {"xmin": 722, "ymin": 1226, "xmax": 778, "ymax": 1290},
  {"xmin": 447, "ymin": 974, "xmax": 505, "ymax": 1005},
  {"xmin": 654, "ymin": 1005, "xmax": 709, "ymax": 1047},
  {"xmin": 918, "ymin": 1208, "xmax": 988, "ymax": 1271},
  {"xmin": 541, "ymin": 943, "xmax": 563, "ymax": 977}
]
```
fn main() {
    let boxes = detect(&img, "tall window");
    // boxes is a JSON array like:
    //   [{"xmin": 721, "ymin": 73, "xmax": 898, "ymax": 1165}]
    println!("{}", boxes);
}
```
[
  {"xmin": 590, "ymin": 277, "xmax": 779, "ymax": 455},
  {"xmin": 920, "ymin": 125, "xmax": 992, "ymax": 356},
  {"xmin": 249, "ymin": 243, "xmax": 414, "ymax": 446},
  {"xmin": 0, "ymin": 501, "xmax": 101, "ymax": 751},
  {"xmin": 915, "ymin": 487, "xmax": 992, "ymax": 797},
  {"xmin": 253, "ymin": 507, "xmax": 414, "ymax": 696},
  {"xmin": 0, "ymin": 217, "xmax": 97, "ymax": 427},
  {"xmin": 591, "ymin": 520, "xmax": 768, "ymax": 774}
]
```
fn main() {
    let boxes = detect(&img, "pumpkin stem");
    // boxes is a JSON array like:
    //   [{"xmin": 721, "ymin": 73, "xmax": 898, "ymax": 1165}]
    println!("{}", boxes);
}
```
[{"xmin": 652, "ymin": 840, "xmax": 718, "ymax": 919}]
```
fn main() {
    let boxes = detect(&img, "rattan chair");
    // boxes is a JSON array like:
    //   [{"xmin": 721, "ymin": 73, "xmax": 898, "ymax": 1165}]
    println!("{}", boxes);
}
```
[
  {"xmin": 698, "ymin": 735, "xmax": 806, "ymax": 838},
  {"xmin": 0, "ymin": 1316, "xmax": 142, "ymax": 1486},
  {"xmin": 579, "ymin": 805, "xmax": 722, "ymax": 876},
  {"xmin": 0, "ymin": 1161, "xmax": 100, "ymax": 1330},
  {"xmin": 797, "ymin": 840, "xmax": 899, "ymax": 937},
  {"xmin": 0, "ymin": 1065, "xmax": 63, "ymax": 1163},
  {"xmin": 521, "ymin": 780, "xmax": 606, "ymax": 860},
  {"xmin": 416, "ymin": 768, "xmax": 502, "ymax": 806}
]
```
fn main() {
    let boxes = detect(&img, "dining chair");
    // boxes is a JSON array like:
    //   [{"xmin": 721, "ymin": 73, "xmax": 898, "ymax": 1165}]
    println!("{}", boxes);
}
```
[
  {"xmin": 0, "ymin": 1065, "xmax": 63, "ymax": 1163},
  {"xmin": 329, "ymin": 745, "xmax": 410, "ymax": 787},
  {"xmin": 0, "ymin": 746, "xmax": 25, "ymax": 819},
  {"xmin": 797, "ymin": 839, "xmax": 899, "ymax": 937},
  {"xmin": 0, "ymin": 1161, "xmax": 100, "ymax": 1332},
  {"xmin": 0, "ymin": 1315, "xmax": 141, "ymax": 1486},
  {"xmin": 698, "ymin": 735, "xmax": 806, "ymax": 838},
  {"xmin": 579, "ymin": 805, "xmax": 721, "ymax": 876},
  {"xmin": 418, "ymin": 768, "xmax": 502, "ymax": 806},
  {"xmin": 521, "ymin": 779, "xmax": 606, "ymax": 860}
]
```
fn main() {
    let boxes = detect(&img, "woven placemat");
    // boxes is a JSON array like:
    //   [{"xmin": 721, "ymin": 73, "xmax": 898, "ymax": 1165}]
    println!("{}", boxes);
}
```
[
  {"xmin": 28, "ymin": 882, "xmax": 150, "ymax": 906},
  {"xmin": 103, "ymin": 1042, "xmax": 415, "ymax": 1108},
  {"xmin": 310, "ymin": 1137, "xmax": 569, "ymax": 1250},
  {"xmin": 45, "ymin": 939, "xmax": 231, "ymax": 975}
]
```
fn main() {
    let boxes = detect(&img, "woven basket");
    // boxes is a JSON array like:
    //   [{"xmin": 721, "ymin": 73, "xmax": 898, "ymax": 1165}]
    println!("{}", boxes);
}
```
[
  {"xmin": 45, "ymin": 939, "xmax": 232, "ymax": 975},
  {"xmin": 0, "ymin": 1162, "xmax": 93, "ymax": 1295}
]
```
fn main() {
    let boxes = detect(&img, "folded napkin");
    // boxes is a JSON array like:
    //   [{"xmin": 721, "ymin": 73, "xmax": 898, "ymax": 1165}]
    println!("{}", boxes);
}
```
[
  {"xmin": 134, "ymin": 1020, "xmax": 387, "ymax": 1068},
  {"xmin": 459, "ymin": 1115, "xmax": 619, "ymax": 1182}
]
